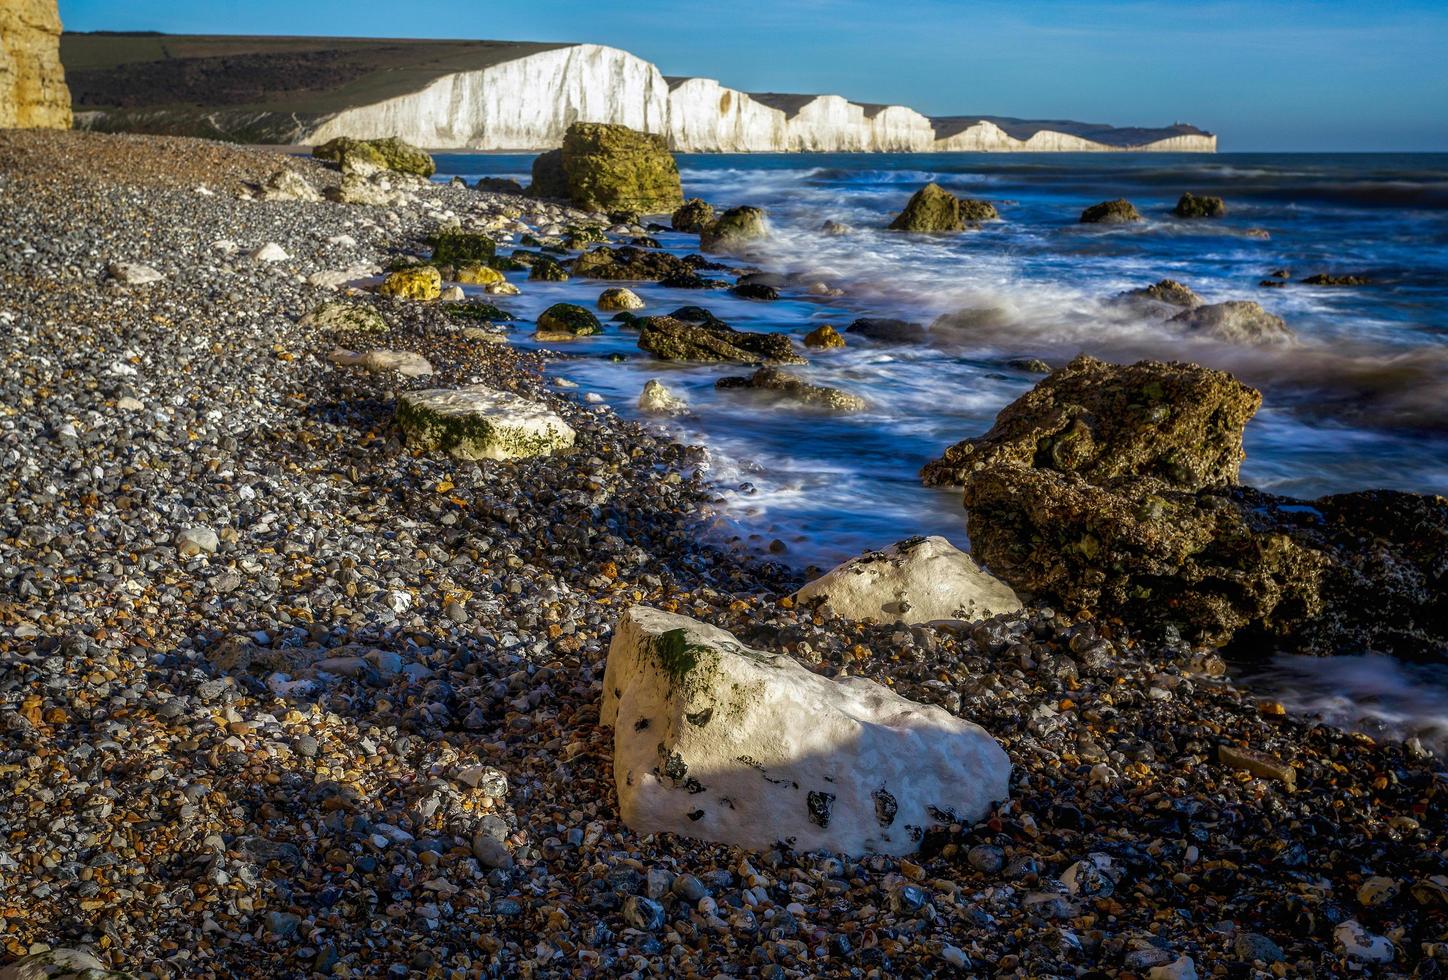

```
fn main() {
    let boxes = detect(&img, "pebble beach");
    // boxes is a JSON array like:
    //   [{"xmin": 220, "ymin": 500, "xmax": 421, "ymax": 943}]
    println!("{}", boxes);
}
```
[{"xmin": 1, "ymin": 130, "xmax": 1445, "ymax": 978}]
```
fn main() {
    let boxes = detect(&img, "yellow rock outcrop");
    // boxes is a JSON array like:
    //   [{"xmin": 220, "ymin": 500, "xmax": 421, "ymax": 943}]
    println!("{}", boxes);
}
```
[{"xmin": 1, "ymin": 0, "xmax": 71, "ymax": 129}]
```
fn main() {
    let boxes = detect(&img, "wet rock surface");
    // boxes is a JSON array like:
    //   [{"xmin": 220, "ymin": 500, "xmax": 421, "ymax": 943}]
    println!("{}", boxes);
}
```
[
  {"xmin": 0, "ymin": 130, "xmax": 1443, "ymax": 978},
  {"xmin": 1080, "ymin": 198, "xmax": 1143, "ymax": 223},
  {"xmin": 715, "ymin": 366, "xmax": 866, "ymax": 413},
  {"xmin": 636, "ymin": 315, "xmax": 806, "ymax": 365},
  {"xmin": 887, "ymin": 182, "xmax": 998, "ymax": 232}
]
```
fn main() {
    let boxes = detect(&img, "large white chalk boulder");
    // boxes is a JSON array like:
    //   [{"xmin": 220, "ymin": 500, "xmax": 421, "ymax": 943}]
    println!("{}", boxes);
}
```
[
  {"xmin": 397, "ymin": 385, "xmax": 575, "ymax": 461},
  {"xmin": 795, "ymin": 535, "xmax": 1022, "ymax": 625},
  {"xmin": 602, "ymin": 606, "xmax": 1011, "ymax": 855}
]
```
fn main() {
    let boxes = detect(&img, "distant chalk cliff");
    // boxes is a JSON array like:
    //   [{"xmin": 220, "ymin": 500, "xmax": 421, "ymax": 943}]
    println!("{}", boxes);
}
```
[{"xmin": 64, "ymin": 34, "xmax": 1215, "ymax": 153}]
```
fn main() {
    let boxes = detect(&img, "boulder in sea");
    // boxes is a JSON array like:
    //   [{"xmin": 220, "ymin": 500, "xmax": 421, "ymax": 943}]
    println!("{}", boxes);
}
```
[
  {"xmin": 1303, "ymin": 273, "xmax": 1373, "ymax": 286},
  {"xmin": 601, "ymin": 606, "xmax": 1011, "ymax": 856},
  {"xmin": 1080, "ymin": 199, "xmax": 1143, "ymax": 223},
  {"xmin": 476, "ymin": 176, "xmax": 525, "ymax": 195},
  {"xmin": 300, "ymin": 301, "xmax": 388, "ymax": 334},
  {"xmin": 534, "ymin": 303, "xmax": 602, "ymax": 341},
  {"xmin": 636, "ymin": 315, "xmax": 805, "ymax": 365},
  {"xmin": 1168, "ymin": 300, "xmax": 1293, "ymax": 345},
  {"xmin": 377, "ymin": 266, "xmax": 442, "ymax": 301},
  {"xmin": 804, "ymin": 324, "xmax": 846, "ymax": 349},
  {"xmin": 261, "ymin": 168, "xmax": 320, "ymax": 202},
  {"xmin": 638, "ymin": 379, "xmax": 687, "ymax": 415},
  {"xmin": 794, "ymin": 536, "xmax": 1023, "ymax": 625},
  {"xmin": 598, "ymin": 287, "xmax": 645, "ymax": 311},
  {"xmin": 715, "ymin": 366, "xmax": 867, "ymax": 413},
  {"xmin": 928, "ymin": 306, "xmax": 1019, "ymax": 345},
  {"xmin": 397, "ymin": 385, "xmax": 576, "ymax": 460},
  {"xmin": 700, "ymin": 206, "xmax": 768, "ymax": 253},
  {"xmin": 671, "ymin": 198, "xmax": 715, "ymax": 233},
  {"xmin": 888, "ymin": 183, "xmax": 999, "ymax": 232},
  {"xmin": 821, "ymin": 219, "xmax": 852, "ymax": 236},
  {"xmin": 546, "ymin": 122, "xmax": 684, "ymax": 213},
  {"xmin": 527, "ymin": 256, "xmax": 570, "ymax": 281},
  {"xmin": 941, "ymin": 356, "xmax": 1448, "ymax": 655},
  {"xmin": 455, "ymin": 263, "xmax": 505, "ymax": 287},
  {"xmin": 922, "ymin": 354, "xmax": 1260, "ymax": 488},
  {"xmin": 367, "ymin": 136, "xmax": 435, "ymax": 177},
  {"xmin": 573, "ymin": 245, "xmax": 695, "ymax": 281},
  {"xmin": 432, "ymin": 232, "xmax": 496, "ymax": 264},
  {"xmin": 1174, "ymin": 192, "xmax": 1227, "ymax": 218},
  {"xmin": 730, "ymin": 282, "xmax": 779, "ymax": 301},
  {"xmin": 846, "ymin": 317, "xmax": 926, "ymax": 344},
  {"xmin": 1115, "ymin": 278, "xmax": 1203, "ymax": 314}
]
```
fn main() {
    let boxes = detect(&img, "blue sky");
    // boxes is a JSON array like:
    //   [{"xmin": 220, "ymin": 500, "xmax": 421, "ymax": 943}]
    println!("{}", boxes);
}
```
[{"xmin": 59, "ymin": 0, "xmax": 1448, "ymax": 151}]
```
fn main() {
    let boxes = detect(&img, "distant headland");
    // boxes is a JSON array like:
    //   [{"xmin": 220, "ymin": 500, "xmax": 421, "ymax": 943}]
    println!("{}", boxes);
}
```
[{"xmin": 62, "ymin": 33, "xmax": 1217, "ymax": 152}]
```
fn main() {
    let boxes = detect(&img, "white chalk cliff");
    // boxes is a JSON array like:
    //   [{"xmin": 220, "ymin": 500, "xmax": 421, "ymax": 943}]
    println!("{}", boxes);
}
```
[{"xmin": 305, "ymin": 43, "xmax": 1214, "ymax": 153}]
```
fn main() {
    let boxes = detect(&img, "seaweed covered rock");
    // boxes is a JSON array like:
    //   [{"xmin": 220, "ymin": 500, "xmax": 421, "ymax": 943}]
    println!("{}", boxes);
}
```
[
  {"xmin": 795, "ymin": 536, "xmax": 1022, "ymax": 625},
  {"xmin": 1303, "ymin": 273, "xmax": 1373, "ymax": 287},
  {"xmin": 1175, "ymin": 192, "xmax": 1227, "ymax": 218},
  {"xmin": 716, "ymin": 367, "xmax": 866, "ymax": 413},
  {"xmin": 888, "ymin": 183, "xmax": 998, "ymax": 232},
  {"xmin": 313, "ymin": 136, "xmax": 434, "ymax": 177},
  {"xmin": 700, "ymin": 206, "xmax": 767, "ymax": 254},
  {"xmin": 377, "ymin": 266, "xmax": 442, "ymax": 301},
  {"xmin": 804, "ymin": 324, "xmax": 846, "ymax": 349},
  {"xmin": 529, "ymin": 149, "xmax": 568, "ymax": 199},
  {"xmin": 527, "ymin": 256, "xmax": 570, "ymax": 282},
  {"xmin": 397, "ymin": 386, "xmax": 575, "ymax": 460},
  {"xmin": 1080, "ymin": 199, "xmax": 1143, "ymax": 224},
  {"xmin": 1169, "ymin": 300, "xmax": 1293, "ymax": 345},
  {"xmin": 455, "ymin": 263, "xmax": 505, "ymax": 287},
  {"xmin": 922, "ymin": 355, "xmax": 1260, "ymax": 488},
  {"xmin": 671, "ymin": 198, "xmax": 715, "ymax": 233},
  {"xmin": 535, "ymin": 303, "xmax": 602, "ymax": 341},
  {"xmin": 846, "ymin": 318, "xmax": 926, "ymax": 344},
  {"xmin": 432, "ymin": 232, "xmax": 496, "ymax": 264},
  {"xmin": 601, "ymin": 606, "xmax": 1011, "ymax": 856},
  {"xmin": 547, "ymin": 123, "xmax": 684, "ymax": 213},
  {"xmin": 572, "ymin": 245, "xmax": 695, "ymax": 281},
  {"xmin": 1116, "ymin": 278, "xmax": 1203, "ymax": 315},
  {"xmin": 636, "ymin": 316, "xmax": 804, "ymax": 365}
]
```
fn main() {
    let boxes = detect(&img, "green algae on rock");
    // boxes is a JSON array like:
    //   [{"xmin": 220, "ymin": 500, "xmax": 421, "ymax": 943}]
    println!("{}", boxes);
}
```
[
  {"xmin": 396, "ymin": 385, "xmax": 575, "ymax": 460},
  {"xmin": 636, "ymin": 315, "xmax": 805, "ymax": 365},
  {"xmin": 377, "ymin": 265, "xmax": 442, "ymax": 300},
  {"xmin": 313, "ymin": 136, "xmax": 435, "ymax": 177},
  {"xmin": 671, "ymin": 198, "xmax": 715, "ymax": 233},
  {"xmin": 535, "ymin": 303, "xmax": 602, "ymax": 340},
  {"xmin": 715, "ymin": 366, "xmax": 866, "ymax": 413},
  {"xmin": 1080, "ymin": 198, "xmax": 1143, "ymax": 223},
  {"xmin": 538, "ymin": 122, "xmax": 684, "ymax": 213},
  {"xmin": 888, "ymin": 182, "xmax": 998, "ymax": 232},
  {"xmin": 700, "ymin": 206, "xmax": 767, "ymax": 254},
  {"xmin": 431, "ymin": 231, "xmax": 496, "ymax": 264},
  {"xmin": 299, "ymin": 300, "xmax": 389, "ymax": 334},
  {"xmin": 1175, "ymin": 192, "xmax": 1227, "ymax": 218},
  {"xmin": 803, "ymin": 324, "xmax": 846, "ymax": 349}
]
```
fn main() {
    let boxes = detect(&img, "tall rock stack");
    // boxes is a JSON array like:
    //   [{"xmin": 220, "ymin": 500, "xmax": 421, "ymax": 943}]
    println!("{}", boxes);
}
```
[{"xmin": 0, "ymin": 0, "xmax": 72, "ymax": 129}]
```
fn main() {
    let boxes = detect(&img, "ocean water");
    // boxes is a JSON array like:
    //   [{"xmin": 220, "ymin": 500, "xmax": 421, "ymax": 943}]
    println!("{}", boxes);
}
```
[{"xmin": 433, "ymin": 151, "xmax": 1448, "ymax": 745}]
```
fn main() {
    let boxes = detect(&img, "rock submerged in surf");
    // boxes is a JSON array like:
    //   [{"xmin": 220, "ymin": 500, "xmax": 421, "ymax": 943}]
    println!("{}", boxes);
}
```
[
  {"xmin": 700, "ymin": 205, "xmax": 768, "ymax": 253},
  {"xmin": 1169, "ymin": 300, "xmax": 1293, "ymax": 345},
  {"xmin": 636, "ymin": 315, "xmax": 804, "ymax": 365},
  {"xmin": 1079, "ymin": 198, "xmax": 1142, "ymax": 223},
  {"xmin": 888, "ymin": 182, "xmax": 998, "ymax": 232},
  {"xmin": 1174, "ymin": 192, "xmax": 1227, "ymax": 218},
  {"xmin": 1115, "ymin": 278, "xmax": 1203, "ymax": 315},
  {"xmin": 846, "ymin": 317, "xmax": 926, "ymax": 344},
  {"xmin": 803, "ymin": 324, "xmax": 846, "ymax": 349},
  {"xmin": 1303, "ymin": 273, "xmax": 1373, "ymax": 287},
  {"xmin": 715, "ymin": 366, "xmax": 866, "ymax": 413}
]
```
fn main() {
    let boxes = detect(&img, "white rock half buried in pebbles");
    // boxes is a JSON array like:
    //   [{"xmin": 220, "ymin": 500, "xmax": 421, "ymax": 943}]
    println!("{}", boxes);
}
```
[
  {"xmin": 601, "ymin": 606, "xmax": 1011, "ymax": 856},
  {"xmin": 249, "ymin": 242, "xmax": 290, "ymax": 263},
  {"xmin": 0, "ymin": 947, "xmax": 123, "ymax": 979},
  {"xmin": 106, "ymin": 261, "xmax": 163, "ymax": 285},
  {"xmin": 329, "ymin": 348, "xmax": 433, "ymax": 377},
  {"xmin": 795, "ymin": 535, "xmax": 1022, "ymax": 625},
  {"xmin": 396, "ymin": 385, "xmax": 575, "ymax": 461}
]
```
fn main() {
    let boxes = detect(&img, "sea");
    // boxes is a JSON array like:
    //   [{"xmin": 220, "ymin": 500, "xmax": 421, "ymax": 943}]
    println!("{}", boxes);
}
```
[{"xmin": 432, "ymin": 151, "xmax": 1448, "ymax": 749}]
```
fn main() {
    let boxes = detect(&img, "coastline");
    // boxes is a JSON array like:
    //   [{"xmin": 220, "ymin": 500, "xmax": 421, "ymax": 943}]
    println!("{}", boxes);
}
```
[{"xmin": 0, "ymin": 130, "xmax": 1442, "ymax": 975}]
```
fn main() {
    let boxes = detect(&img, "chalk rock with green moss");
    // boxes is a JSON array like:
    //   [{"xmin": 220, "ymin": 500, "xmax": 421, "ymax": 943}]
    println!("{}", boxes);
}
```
[
  {"xmin": 299, "ymin": 301, "xmax": 388, "ymax": 334},
  {"xmin": 888, "ymin": 183, "xmax": 998, "ymax": 232},
  {"xmin": 397, "ymin": 385, "xmax": 575, "ymax": 460},
  {"xmin": 313, "ymin": 136, "xmax": 435, "ymax": 177},
  {"xmin": 378, "ymin": 266, "xmax": 441, "ymax": 300},
  {"xmin": 795, "ymin": 536, "xmax": 1022, "ymax": 625},
  {"xmin": 700, "ymin": 206, "xmax": 768, "ymax": 254},
  {"xmin": 601, "ymin": 606, "xmax": 1011, "ymax": 856}
]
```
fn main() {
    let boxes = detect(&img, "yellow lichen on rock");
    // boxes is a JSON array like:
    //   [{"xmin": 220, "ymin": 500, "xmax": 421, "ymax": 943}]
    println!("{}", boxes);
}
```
[{"xmin": 378, "ymin": 266, "xmax": 442, "ymax": 301}]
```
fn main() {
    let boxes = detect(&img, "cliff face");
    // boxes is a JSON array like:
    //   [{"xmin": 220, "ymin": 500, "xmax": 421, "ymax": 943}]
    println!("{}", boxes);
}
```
[
  {"xmin": 63, "ymin": 33, "xmax": 1216, "ymax": 153},
  {"xmin": 1, "ymin": 0, "xmax": 71, "ymax": 129}
]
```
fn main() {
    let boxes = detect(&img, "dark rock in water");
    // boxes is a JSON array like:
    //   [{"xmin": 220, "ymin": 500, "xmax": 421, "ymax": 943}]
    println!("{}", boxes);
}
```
[
  {"xmin": 929, "ymin": 306, "xmax": 1018, "ymax": 344},
  {"xmin": 1303, "ymin": 273, "xmax": 1373, "ymax": 286},
  {"xmin": 804, "ymin": 324, "xmax": 846, "ymax": 349},
  {"xmin": 536, "ymin": 303, "xmax": 602, "ymax": 339},
  {"xmin": 701, "ymin": 206, "xmax": 767, "ymax": 253},
  {"xmin": 629, "ymin": 235, "xmax": 662, "ymax": 248},
  {"xmin": 1005, "ymin": 357, "xmax": 1051, "ymax": 373},
  {"xmin": 922, "ymin": 355, "xmax": 1260, "ymax": 489},
  {"xmin": 489, "ymin": 254, "xmax": 527, "ymax": 272},
  {"xmin": 475, "ymin": 176, "xmax": 524, "ymax": 195},
  {"xmin": 530, "ymin": 149, "xmax": 567, "ymax": 199},
  {"xmin": 1268, "ymin": 268, "xmax": 1292, "ymax": 279},
  {"xmin": 637, "ymin": 315, "xmax": 804, "ymax": 365},
  {"xmin": 730, "ymin": 282, "xmax": 779, "ymax": 301},
  {"xmin": 1174, "ymin": 192, "xmax": 1227, "ymax": 218},
  {"xmin": 940, "ymin": 355, "xmax": 1448, "ymax": 655},
  {"xmin": 1259, "ymin": 279, "xmax": 1286, "ymax": 288},
  {"xmin": 1116, "ymin": 278, "xmax": 1202, "ymax": 313},
  {"xmin": 657, "ymin": 271, "xmax": 730, "ymax": 289},
  {"xmin": 1080, "ymin": 199, "xmax": 1142, "ymax": 224},
  {"xmin": 557, "ymin": 122, "xmax": 684, "ymax": 212},
  {"xmin": 564, "ymin": 225, "xmax": 608, "ymax": 248},
  {"xmin": 847, "ymin": 317, "xmax": 926, "ymax": 344},
  {"xmin": 668, "ymin": 305, "xmax": 728, "ymax": 329},
  {"xmin": 431, "ymin": 232, "xmax": 495, "ymax": 264},
  {"xmin": 716, "ymin": 366, "xmax": 866, "ymax": 412},
  {"xmin": 888, "ymin": 183, "xmax": 997, "ymax": 232},
  {"xmin": 528, "ymin": 256, "xmax": 570, "ymax": 281},
  {"xmin": 1169, "ymin": 300, "xmax": 1293, "ymax": 345},
  {"xmin": 672, "ymin": 198, "xmax": 715, "ymax": 233},
  {"xmin": 573, "ymin": 245, "xmax": 694, "ymax": 281}
]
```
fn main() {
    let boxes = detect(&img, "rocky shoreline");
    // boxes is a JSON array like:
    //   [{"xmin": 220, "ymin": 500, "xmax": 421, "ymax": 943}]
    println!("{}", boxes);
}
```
[{"xmin": 1, "ymin": 131, "xmax": 1444, "ymax": 977}]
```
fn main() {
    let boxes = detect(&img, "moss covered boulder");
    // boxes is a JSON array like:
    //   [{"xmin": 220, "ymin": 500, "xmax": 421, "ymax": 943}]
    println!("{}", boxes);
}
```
[
  {"xmin": 455, "ymin": 263, "xmax": 506, "ymax": 287},
  {"xmin": 432, "ymin": 232, "xmax": 496, "ymax": 264},
  {"xmin": 299, "ymin": 301, "xmax": 388, "ymax": 334},
  {"xmin": 538, "ymin": 123, "xmax": 684, "ymax": 213},
  {"xmin": 313, "ymin": 136, "xmax": 434, "ymax": 177},
  {"xmin": 527, "ymin": 257, "xmax": 570, "ymax": 282},
  {"xmin": 378, "ymin": 266, "xmax": 442, "ymax": 301},
  {"xmin": 922, "ymin": 354, "xmax": 1261, "ymax": 489},
  {"xmin": 716, "ymin": 367, "xmax": 866, "ymax": 413},
  {"xmin": 700, "ymin": 206, "xmax": 768, "ymax": 254},
  {"xmin": 887, "ymin": 183, "xmax": 998, "ymax": 232},
  {"xmin": 573, "ymin": 245, "xmax": 694, "ymax": 281},
  {"xmin": 671, "ymin": 198, "xmax": 716, "ymax": 233},
  {"xmin": 1175, "ymin": 192, "xmax": 1227, "ymax": 218},
  {"xmin": 637, "ymin": 315, "xmax": 804, "ymax": 365},
  {"xmin": 397, "ymin": 385, "xmax": 575, "ymax": 460},
  {"xmin": 803, "ymin": 324, "xmax": 846, "ymax": 349},
  {"xmin": 535, "ymin": 303, "xmax": 603, "ymax": 341},
  {"xmin": 598, "ymin": 287, "xmax": 645, "ymax": 311},
  {"xmin": 1080, "ymin": 199, "xmax": 1143, "ymax": 224}
]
